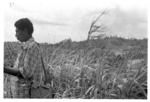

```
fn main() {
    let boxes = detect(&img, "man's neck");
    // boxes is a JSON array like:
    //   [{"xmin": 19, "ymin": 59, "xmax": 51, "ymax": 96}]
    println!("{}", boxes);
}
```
[{"xmin": 21, "ymin": 37, "xmax": 35, "ymax": 49}]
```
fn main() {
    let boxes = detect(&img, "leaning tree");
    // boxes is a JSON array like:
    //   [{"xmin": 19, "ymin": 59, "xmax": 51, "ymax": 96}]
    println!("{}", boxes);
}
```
[{"xmin": 87, "ymin": 10, "xmax": 108, "ymax": 41}]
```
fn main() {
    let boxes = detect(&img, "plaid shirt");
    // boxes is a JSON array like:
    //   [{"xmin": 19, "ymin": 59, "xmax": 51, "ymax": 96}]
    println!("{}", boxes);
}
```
[{"xmin": 10, "ymin": 37, "xmax": 45, "ymax": 98}]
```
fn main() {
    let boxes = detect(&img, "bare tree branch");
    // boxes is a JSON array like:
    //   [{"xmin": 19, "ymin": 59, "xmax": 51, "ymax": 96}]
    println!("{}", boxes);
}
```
[
  {"xmin": 87, "ymin": 10, "xmax": 108, "ymax": 41},
  {"xmin": 92, "ymin": 10, "xmax": 106, "ymax": 25}
]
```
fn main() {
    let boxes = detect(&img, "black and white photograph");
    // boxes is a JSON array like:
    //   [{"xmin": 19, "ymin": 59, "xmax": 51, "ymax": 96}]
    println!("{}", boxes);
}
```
[{"xmin": 3, "ymin": 0, "xmax": 148, "ymax": 99}]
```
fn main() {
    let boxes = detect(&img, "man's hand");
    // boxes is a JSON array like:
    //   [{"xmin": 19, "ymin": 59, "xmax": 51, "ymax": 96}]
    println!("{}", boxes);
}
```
[{"xmin": 4, "ymin": 66, "xmax": 24, "ymax": 78}]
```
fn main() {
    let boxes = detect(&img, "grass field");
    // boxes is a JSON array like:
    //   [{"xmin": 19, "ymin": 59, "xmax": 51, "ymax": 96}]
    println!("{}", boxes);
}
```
[{"xmin": 4, "ymin": 37, "xmax": 147, "ymax": 99}]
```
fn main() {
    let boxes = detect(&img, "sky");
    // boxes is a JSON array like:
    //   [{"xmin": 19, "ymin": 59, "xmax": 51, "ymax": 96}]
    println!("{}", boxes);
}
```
[{"xmin": 3, "ymin": 0, "xmax": 148, "ymax": 43}]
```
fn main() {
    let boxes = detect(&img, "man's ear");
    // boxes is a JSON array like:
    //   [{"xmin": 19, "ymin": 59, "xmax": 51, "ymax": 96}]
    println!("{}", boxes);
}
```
[
  {"xmin": 23, "ymin": 28, "xmax": 28, "ymax": 34},
  {"xmin": 24, "ymin": 28, "xmax": 31, "ymax": 37}
]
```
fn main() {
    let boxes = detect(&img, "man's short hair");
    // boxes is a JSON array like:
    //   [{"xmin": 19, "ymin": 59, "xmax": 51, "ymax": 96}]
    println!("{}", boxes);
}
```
[{"xmin": 14, "ymin": 18, "xmax": 34, "ymax": 35}]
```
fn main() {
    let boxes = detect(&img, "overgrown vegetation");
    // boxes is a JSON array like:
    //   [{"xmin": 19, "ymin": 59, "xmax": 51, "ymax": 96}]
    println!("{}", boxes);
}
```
[{"xmin": 4, "ymin": 37, "xmax": 147, "ymax": 99}]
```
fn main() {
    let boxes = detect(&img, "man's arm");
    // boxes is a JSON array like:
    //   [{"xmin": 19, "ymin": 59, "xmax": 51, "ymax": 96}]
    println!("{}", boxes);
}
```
[
  {"xmin": 4, "ymin": 66, "xmax": 23, "ymax": 78},
  {"xmin": 19, "ymin": 44, "xmax": 40, "ymax": 79}
]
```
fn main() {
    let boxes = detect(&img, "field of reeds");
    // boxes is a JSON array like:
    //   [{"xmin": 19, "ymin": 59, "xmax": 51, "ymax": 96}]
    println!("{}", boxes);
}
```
[{"xmin": 4, "ymin": 37, "xmax": 147, "ymax": 99}]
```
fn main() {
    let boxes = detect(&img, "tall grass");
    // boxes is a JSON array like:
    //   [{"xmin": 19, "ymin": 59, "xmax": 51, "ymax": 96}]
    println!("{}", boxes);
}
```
[{"xmin": 4, "ymin": 38, "xmax": 147, "ymax": 99}]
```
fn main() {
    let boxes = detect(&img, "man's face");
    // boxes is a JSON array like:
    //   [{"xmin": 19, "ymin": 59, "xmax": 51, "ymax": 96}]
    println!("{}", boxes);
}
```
[{"xmin": 15, "ymin": 28, "xmax": 30, "ymax": 42}]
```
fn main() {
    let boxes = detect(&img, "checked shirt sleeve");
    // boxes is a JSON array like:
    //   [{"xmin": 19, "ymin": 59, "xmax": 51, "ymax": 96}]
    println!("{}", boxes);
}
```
[{"xmin": 19, "ymin": 44, "xmax": 40, "ymax": 79}]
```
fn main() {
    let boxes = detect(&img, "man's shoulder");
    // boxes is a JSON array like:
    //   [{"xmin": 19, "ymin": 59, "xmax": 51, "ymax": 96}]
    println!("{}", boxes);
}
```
[
  {"xmin": 28, "ymin": 41, "xmax": 40, "ymax": 50},
  {"xmin": 27, "ymin": 42, "xmax": 41, "ymax": 56}
]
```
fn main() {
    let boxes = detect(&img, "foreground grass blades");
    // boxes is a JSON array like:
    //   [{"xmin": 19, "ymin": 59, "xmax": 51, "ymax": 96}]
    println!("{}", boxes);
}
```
[{"xmin": 4, "ymin": 37, "xmax": 147, "ymax": 99}]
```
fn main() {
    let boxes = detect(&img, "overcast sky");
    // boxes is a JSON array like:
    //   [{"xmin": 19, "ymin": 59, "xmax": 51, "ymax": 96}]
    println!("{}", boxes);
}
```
[{"xmin": 4, "ymin": 0, "xmax": 147, "ymax": 43}]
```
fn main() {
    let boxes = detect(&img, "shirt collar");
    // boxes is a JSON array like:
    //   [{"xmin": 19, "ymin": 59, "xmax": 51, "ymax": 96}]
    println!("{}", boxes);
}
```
[{"xmin": 21, "ymin": 37, "xmax": 35, "ymax": 50}]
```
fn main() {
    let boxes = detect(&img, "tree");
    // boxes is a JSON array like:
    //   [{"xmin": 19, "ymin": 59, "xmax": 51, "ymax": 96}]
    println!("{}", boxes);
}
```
[{"xmin": 87, "ymin": 10, "xmax": 108, "ymax": 41}]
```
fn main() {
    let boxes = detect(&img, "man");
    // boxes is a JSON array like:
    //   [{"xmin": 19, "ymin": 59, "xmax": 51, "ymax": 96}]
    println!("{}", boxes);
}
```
[{"xmin": 4, "ymin": 18, "xmax": 46, "ymax": 98}]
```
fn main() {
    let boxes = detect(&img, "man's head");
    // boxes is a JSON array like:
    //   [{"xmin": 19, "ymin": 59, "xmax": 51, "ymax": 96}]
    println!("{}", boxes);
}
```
[{"xmin": 14, "ymin": 18, "xmax": 34, "ymax": 42}]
